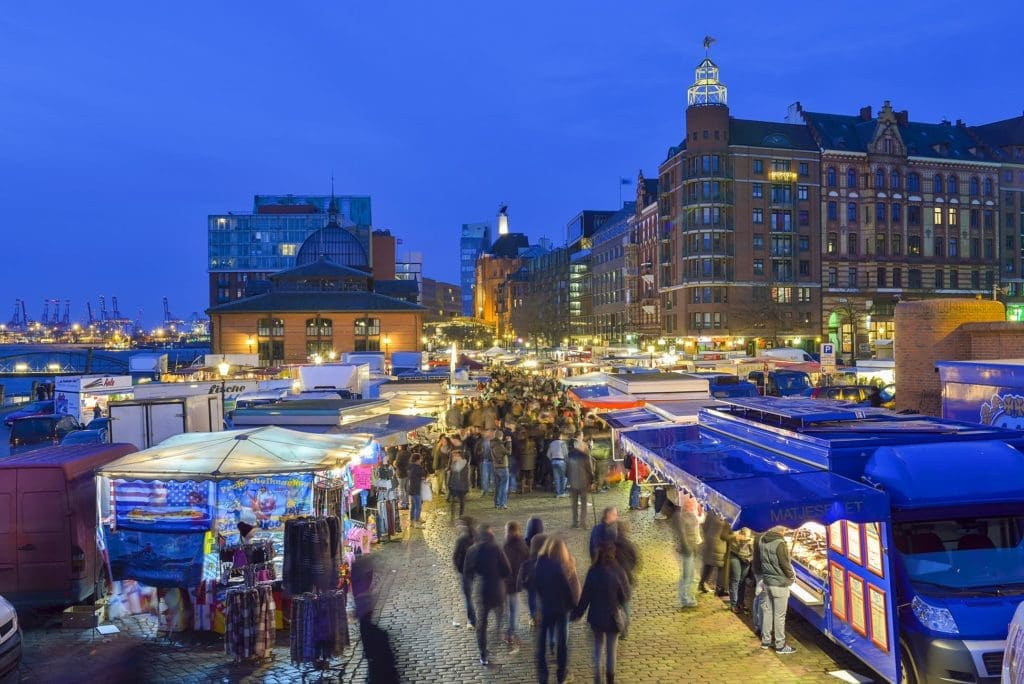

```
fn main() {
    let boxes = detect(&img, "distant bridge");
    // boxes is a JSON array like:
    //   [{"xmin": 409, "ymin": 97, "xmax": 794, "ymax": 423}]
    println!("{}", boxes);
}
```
[{"xmin": 0, "ymin": 350, "xmax": 130, "ymax": 376}]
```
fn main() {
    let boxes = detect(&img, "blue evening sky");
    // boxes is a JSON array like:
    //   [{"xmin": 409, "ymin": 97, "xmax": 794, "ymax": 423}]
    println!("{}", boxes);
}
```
[{"xmin": 1, "ymin": 2, "xmax": 1021, "ymax": 325}]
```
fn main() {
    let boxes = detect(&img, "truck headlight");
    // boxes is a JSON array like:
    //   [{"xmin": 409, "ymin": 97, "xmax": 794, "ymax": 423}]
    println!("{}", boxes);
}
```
[{"xmin": 911, "ymin": 595, "xmax": 959, "ymax": 634}]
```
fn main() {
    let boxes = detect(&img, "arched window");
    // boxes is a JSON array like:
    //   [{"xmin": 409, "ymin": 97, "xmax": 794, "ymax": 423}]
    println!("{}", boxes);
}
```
[
  {"xmin": 932, "ymin": 175, "xmax": 943, "ymax": 194},
  {"xmin": 353, "ymin": 317, "xmax": 381, "ymax": 352},
  {"xmin": 891, "ymin": 170, "xmax": 901, "ymax": 189},
  {"xmin": 969, "ymin": 177, "xmax": 980, "ymax": 196},
  {"xmin": 846, "ymin": 168, "xmax": 857, "ymax": 188},
  {"xmin": 256, "ymin": 318, "xmax": 285, "ymax": 366},
  {"xmin": 907, "ymin": 172, "xmax": 920, "ymax": 192},
  {"xmin": 984, "ymin": 177, "xmax": 993, "ymax": 196},
  {"xmin": 305, "ymin": 317, "xmax": 333, "ymax": 357},
  {"xmin": 827, "ymin": 167, "xmax": 837, "ymax": 187},
  {"xmin": 875, "ymin": 169, "xmax": 885, "ymax": 190},
  {"xmin": 947, "ymin": 175, "xmax": 958, "ymax": 194}
]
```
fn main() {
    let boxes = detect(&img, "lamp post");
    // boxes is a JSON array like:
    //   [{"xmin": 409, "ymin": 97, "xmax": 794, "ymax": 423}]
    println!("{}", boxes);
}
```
[
  {"xmin": 648, "ymin": 344, "xmax": 656, "ymax": 368},
  {"xmin": 217, "ymin": 357, "xmax": 230, "ymax": 421}
]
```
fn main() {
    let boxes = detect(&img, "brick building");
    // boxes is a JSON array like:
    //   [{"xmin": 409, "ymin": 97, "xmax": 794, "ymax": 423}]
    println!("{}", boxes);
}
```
[
  {"xmin": 625, "ymin": 173, "xmax": 661, "ymax": 343},
  {"xmin": 801, "ymin": 101, "xmax": 1006, "ymax": 362},
  {"xmin": 659, "ymin": 56, "xmax": 822, "ymax": 353},
  {"xmin": 207, "ymin": 258, "xmax": 423, "ymax": 366}
]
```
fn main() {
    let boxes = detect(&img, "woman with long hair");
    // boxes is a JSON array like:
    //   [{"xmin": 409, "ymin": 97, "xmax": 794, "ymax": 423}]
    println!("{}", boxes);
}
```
[{"xmin": 528, "ymin": 536, "xmax": 581, "ymax": 684}]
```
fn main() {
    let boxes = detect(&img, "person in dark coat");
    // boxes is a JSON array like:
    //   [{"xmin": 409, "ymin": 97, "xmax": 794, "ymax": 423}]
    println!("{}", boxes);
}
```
[
  {"xmin": 529, "ymin": 537, "xmax": 580, "ymax": 684},
  {"xmin": 518, "ymin": 532, "xmax": 549, "ymax": 631},
  {"xmin": 452, "ymin": 516, "xmax": 477, "ymax": 628},
  {"xmin": 463, "ymin": 524, "xmax": 512, "ymax": 665},
  {"xmin": 572, "ymin": 542, "xmax": 629, "ymax": 684},
  {"xmin": 407, "ymin": 454, "xmax": 427, "ymax": 527},
  {"xmin": 448, "ymin": 450, "xmax": 471, "ymax": 517},
  {"xmin": 566, "ymin": 438, "xmax": 595, "ymax": 528},
  {"xmin": 503, "ymin": 520, "xmax": 530, "ymax": 648},
  {"xmin": 700, "ymin": 510, "xmax": 730, "ymax": 596},
  {"xmin": 589, "ymin": 507, "xmax": 619, "ymax": 562}
]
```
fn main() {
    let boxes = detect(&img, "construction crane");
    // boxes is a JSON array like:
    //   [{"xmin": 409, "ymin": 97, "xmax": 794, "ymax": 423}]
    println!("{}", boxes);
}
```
[
  {"xmin": 86, "ymin": 302, "xmax": 95, "ymax": 326},
  {"xmin": 163, "ymin": 297, "xmax": 172, "ymax": 324},
  {"xmin": 41, "ymin": 300, "xmax": 50, "ymax": 325},
  {"xmin": 62, "ymin": 300, "xmax": 70, "ymax": 326},
  {"xmin": 99, "ymin": 296, "xmax": 108, "ymax": 322},
  {"xmin": 111, "ymin": 296, "xmax": 122, "ymax": 321}
]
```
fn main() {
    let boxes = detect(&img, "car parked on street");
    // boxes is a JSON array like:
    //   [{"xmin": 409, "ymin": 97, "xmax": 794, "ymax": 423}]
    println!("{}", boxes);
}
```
[
  {"xmin": 2, "ymin": 401, "xmax": 54, "ymax": 428},
  {"xmin": 0, "ymin": 595, "xmax": 21, "ymax": 682},
  {"xmin": 9, "ymin": 415, "xmax": 82, "ymax": 454}
]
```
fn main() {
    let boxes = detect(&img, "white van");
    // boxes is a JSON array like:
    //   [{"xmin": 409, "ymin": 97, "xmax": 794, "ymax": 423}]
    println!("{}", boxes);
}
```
[{"xmin": 756, "ymin": 348, "xmax": 814, "ymax": 362}]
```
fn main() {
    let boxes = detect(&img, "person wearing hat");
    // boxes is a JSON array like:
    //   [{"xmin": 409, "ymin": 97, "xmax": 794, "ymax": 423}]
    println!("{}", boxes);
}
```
[
  {"xmin": 237, "ymin": 510, "xmax": 259, "ymax": 544},
  {"xmin": 668, "ymin": 489, "xmax": 700, "ymax": 609}
]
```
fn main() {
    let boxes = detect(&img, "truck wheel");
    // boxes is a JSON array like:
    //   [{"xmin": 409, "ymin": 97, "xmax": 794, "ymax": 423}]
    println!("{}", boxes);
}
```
[{"xmin": 900, "ymin": 647, "xmax": 918, "ymax": 684}]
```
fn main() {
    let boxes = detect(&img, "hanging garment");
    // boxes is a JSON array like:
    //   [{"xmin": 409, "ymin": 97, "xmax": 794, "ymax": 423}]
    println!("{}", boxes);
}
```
[
  {"xmin": 288, "ymin": 589, "xmax": 350, "ymax": 665},
  {"xmin": 224, "ymin": 584, "xmax": 275, "ymax": 661},
  {"xmin": 283, "ymin": 517, "xmax": 340, "ymax": 595}
]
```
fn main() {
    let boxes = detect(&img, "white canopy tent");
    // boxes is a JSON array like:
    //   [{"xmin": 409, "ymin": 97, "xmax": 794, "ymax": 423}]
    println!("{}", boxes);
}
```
[
  {"xmin": 481, "ymin": 346, "xmax": 507, "ymax": 357},
  {"xmin": 560, "ymin": 371, "xmax": 609, "ymax": 387},
  {"xmin": 98, "ymin": 426, "xmax": 368, "ymax": 480}
]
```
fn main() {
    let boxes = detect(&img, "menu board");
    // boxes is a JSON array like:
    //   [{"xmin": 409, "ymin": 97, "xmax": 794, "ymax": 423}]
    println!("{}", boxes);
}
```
[
  {"xmin": 847, "ymin": 574, "xmax": 867, "ymax": 636},
  {"xmin": 846, "ymin": 521, "xmax": 863, "ymax": 565},
  {"xmin": 829, "ymin": 562, "xmax": 847, "ymax": 621},
  {"xmin": 864, "ymin": 523, "xmax": 884, "ymax": 577},
  {"xmin": 868, "ymin": 586, "xmax": 889, "ymax": 652},
  {"xmin": 828, "ymin": 521, "xmax": 844, "ymax": 554}
]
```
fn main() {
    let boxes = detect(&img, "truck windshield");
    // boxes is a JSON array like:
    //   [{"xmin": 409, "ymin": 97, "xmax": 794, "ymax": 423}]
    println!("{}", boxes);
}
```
[
  {"xmin": 894, "ymin": 516, "xmax": 1024, "ymax": 590},
  {"xmin": 775, "ymin": 373, "xmax": 810, "ymax": 394}
]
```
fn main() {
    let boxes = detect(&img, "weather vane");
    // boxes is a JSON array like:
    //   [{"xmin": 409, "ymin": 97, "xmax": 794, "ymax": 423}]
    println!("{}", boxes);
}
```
[{"xmin": 703, "ymin": 35, "xmax": 716, "ymax": 54}]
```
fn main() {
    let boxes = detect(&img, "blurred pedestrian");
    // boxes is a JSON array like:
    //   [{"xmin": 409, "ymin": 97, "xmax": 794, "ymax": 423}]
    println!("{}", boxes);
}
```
[
  {"xmin": 699, "ymin": 510, "xmax": 729, "ymax": 596},
  {"xmin": 448, "ymin": 450, "xmax": 470, "ymax": 517},
  {"xmin": 503, "ymin": 520, "xmax": 530, "ymax": 651},
  {"xmin": 589, "ymin": 506, "xmax": 619, "ymax": 562},
  {"xmin": 518, "ymin": 532, "xmax": 549, "ymax": 631},
  {"xmin": 525, "ymin": 516, "xmax": 545, "ymax": 548},
  {"xmin": 547, "ymin": 432, "xmax": 569, "ymax": 497},
  {"xmin": 624, "ymin": 452, "xmax": 650, "ymax": 510},
  {"xmin": 669, "ymin": 490, "xmax": 699, "ymax": 609},
  {"xmin": 463, "ymin": 524, "xmax": 512, "ymax": 666},
  {"xmin": 529, "ymin": 537, "xmax": 581, "ymax": 684},
  {"xmin": 567, "ymin": 437, "xmax": 595, "ymax": 528},
  {"xmin": 452, "ymin": 516, "xmax": 477, "ymax": 628},
  {"xmin": 572, "ymin": 542, "xmax": 629, "ymax": 684},
  {"xmin": 727, "ymin": 527, "xmax": 754, "ymax": 613}
]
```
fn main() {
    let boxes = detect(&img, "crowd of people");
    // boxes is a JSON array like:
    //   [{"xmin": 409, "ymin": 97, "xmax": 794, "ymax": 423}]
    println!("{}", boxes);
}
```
[{"xmin": 378, "ymin": 367, "xmax": 799, "ymax": 682}]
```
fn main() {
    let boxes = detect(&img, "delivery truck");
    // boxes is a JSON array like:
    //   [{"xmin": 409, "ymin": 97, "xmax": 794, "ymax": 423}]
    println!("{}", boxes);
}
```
[
  {"xmin": 108, "ymin": 395, "xmax": 223, "ymax": 450},
  {"xmin": 620, "ymin": 397, "xmax": 1024, "ymax": 684},
  {"xmin": 0, "ymin": 444, "xmax": 136, "ymax": 606}
]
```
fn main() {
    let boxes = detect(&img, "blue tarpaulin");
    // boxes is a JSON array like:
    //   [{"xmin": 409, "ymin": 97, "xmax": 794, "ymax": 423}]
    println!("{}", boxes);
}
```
[
  {"xmin": 603, "ymin": 408, "xmax": 667, "ymax": 430},
  {"xmin": 620, "ymin": 424, "xmax": 889, "ymax": 530}
]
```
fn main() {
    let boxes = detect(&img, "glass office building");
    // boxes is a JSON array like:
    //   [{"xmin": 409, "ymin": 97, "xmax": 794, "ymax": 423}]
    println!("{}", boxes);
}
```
[{"xmin": 460, "ymin": 222, "xmax": 491, "ymax": 316}]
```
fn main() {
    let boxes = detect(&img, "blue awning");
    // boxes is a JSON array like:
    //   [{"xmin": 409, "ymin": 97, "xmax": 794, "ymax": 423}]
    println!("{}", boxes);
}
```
[
  {"xmin": 569, "ymin": 385, "xmax": 618, "ymax": 399},
  {"xmin": 331, "ymin": 414, "xmax": 436, "ymax": 446},
  {"xmin": 620, "ymin": 424, "xmax": 890, "ymax": 530}
]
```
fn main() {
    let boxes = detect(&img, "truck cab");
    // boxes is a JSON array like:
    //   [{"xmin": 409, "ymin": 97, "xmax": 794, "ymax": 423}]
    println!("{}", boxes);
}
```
[{"xmin": 746, "ymin": 369, "xmax": 812, "ymax": 396}]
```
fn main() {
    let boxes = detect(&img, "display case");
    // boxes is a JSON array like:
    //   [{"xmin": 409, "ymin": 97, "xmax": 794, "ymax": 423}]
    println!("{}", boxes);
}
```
[{"xmin": 781, "ymin": 522, "xmax": 827, "ymax": 606}]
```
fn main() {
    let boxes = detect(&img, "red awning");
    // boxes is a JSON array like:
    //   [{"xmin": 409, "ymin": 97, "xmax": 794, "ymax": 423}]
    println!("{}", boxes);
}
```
[{"xmin": 578, "ymin": 395, "xmax": 646, "ymax": 410}]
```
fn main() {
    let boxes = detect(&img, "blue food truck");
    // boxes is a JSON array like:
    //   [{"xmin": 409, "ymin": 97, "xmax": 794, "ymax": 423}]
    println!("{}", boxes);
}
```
[
  {"xmin": 619, "ymin": 397, "xmax": 1024, "ymax": 683},
  {"xmin": 937, "ymin": 359, "xmax": 1024, "ymax": 430}
]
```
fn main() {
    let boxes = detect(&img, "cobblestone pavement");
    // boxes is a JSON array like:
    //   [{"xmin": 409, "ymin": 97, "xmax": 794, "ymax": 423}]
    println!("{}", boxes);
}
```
[{"xmin": 17, "ymin": 484, "xmax": 870, "ymax": 683}]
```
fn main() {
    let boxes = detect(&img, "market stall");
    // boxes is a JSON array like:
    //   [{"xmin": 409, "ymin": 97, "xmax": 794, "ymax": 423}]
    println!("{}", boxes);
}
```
[
  {"xmin": 55, "ymin": 374, "xmax": 134, "ymax": 423},
  {"xmin": 97, "ymin": 426, "xmax": 370, "ymax": 670}
]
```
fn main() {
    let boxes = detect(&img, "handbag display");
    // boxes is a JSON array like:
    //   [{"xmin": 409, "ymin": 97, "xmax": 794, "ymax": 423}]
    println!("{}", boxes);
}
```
[{"xmin": 420, "ymin": 480, "xmax": 433, "ymax": 502}]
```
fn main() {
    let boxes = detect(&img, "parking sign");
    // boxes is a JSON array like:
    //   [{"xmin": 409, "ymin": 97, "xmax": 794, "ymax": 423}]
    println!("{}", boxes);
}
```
[{"xmin": 820, "ymin": 343, "xmax": 836, "ymax": 374}]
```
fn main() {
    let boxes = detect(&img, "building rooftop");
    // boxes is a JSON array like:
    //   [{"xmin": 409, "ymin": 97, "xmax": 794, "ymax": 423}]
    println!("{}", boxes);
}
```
[
  {"xmin": 271, "ymin": 256, "xmax": 370, "ymax": 282},
  {"xmin": 729, "ymin": 118, "xmax": 818, "ymax": 150},
  {"xmin": 207, "ymin": 290, "xmax": 425, "ymax": 314}
]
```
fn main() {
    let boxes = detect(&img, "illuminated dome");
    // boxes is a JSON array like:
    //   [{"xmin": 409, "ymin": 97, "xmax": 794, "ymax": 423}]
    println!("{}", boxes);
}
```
[
  {"xmin": 295, "ymin": 196, "xmax": 369, "ymax": 268},
  {"xmin": 688, "ymin": 57, "xmax": 728, "ymax": 107}
]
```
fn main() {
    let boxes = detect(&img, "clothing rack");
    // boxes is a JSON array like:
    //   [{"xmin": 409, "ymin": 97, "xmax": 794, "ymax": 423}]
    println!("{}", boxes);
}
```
[
  {"xmin": 289, "ymin": 588, "xmax": 350, "ymax": 667},
  {"xmin": 224, "ymin": 583, "xmax": 276, "ymax": 662},
  {"xmin": 313, "ymin": 473, "xmax": 347, "ymax": 519},
  {"xmin": 282, "ymin": 516, "xmax": 341, "ymax": 596}
]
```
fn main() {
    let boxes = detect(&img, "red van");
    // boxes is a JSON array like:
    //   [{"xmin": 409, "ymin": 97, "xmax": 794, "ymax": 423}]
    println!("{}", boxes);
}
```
[{"xmin": 0, "ymin": 444, "xmax": 136, "ymax": 606}]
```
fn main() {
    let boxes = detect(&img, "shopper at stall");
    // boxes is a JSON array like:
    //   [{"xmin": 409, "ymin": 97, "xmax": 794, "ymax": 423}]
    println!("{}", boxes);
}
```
[
  {"xmin": 394, "ymin": 445, "xmax": 411, "ymax": 510},
  {"xmin": 517, "ymin": 423, "xmax": 538, "ymax": 493},
  {"xmin": 753, "ymin": 525, "xmax": 797, "ymax": 654},
  {"xmin": 572, "ymin": 541, "xmax": 629, "ymax": 684},
  {"xmin": 699, "ymin": 510, "xmax": 730, "ymax": 596},
  {"xmin": 407, "ymin": 453, "xmax": 427, "ymax": 528},
  {"xmin": 547, "ymin": 432, "xmax": 569, "ymax": 497},
  {"xmin": 529, "ymin": 537, "xmax": 581, "ymax": 684},
  {"xmin": 624, "ymin": 452, "xmax": 650, "ymax": 511},
  {"xmin": 453, "ymin": 516, "xmax": 478, "ymax": 628},
  {"xmin": 670, "ymin": 490, "xmax": 700, "ymax": 609},
  {"xmin": 589, "ymin": 507, "xmax": 619, "ymax": 562},
  {"xmin": 727, "ymin": 527, "xmax": 754, "ymax": 613},
  {"xmin": 463, "ymin": 524, "xmax": 512, "ymax": 666},
  {"xmin": 502, "ymin": 520, "xmax": 530, "ymax": 650},
  {"xmin": 567, "ymin": 437, "xmax": 595, "ymax": 529},
  {"xmin": 475, "ymin": 428, "xmax": 497, "ymax": 496}
]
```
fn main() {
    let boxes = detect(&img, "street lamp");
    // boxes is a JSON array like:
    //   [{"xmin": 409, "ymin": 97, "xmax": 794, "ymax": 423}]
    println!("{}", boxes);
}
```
[
  {"xmin": 246, "ymin": 336, "xmax": 255, "ymax": 354},
  {"xmin": 217, "ymin": 357, "xmax": 230, "ymax": 419},
  {"xmin": 648, "ymin": 344, "xmax": 656, "ymax": 367}
]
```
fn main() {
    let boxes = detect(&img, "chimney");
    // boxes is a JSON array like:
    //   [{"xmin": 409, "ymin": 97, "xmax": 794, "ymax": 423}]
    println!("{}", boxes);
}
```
[
  {"xmin": 859, "ymin": 105, "xmax": 873, "ymax": 121},
  {"xmin": 896, "ymin": 110, "xmax": 909, "ymax": 126}
]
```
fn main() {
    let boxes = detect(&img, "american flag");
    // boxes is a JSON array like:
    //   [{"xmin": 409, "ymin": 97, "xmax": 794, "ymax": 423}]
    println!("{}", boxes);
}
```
[{"xmin": 113, "ymin": 479, "xmax": 213, "ymax": 531}]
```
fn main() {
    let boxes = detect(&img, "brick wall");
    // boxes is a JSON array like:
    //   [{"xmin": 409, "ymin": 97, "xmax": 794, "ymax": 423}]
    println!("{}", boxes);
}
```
[{"xmin": 894, "ymin": 299, "xmax": 1012, "ymax": 414}]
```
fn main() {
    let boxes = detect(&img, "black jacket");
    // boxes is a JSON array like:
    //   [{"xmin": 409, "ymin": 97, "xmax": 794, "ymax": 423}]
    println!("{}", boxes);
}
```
[
  {"xmin": 463, "ymin": 538, "xmax": 511, "ymax": 608},
  {"xmin": 566, "ymin": 447, "xmax": 594, "ymax": 490},
  {"xmin": 502, "ymin": 536, "xmax": 530, "ymax": 594},
  {"xmin": 753, "ymin": 530, "xmax": 795, "ymax": 587},
  {"xmin": 588, "ymin": 521, "xmax": 618, "ymax": 562},
  {"xmin": 453, "ymin": 531, "xmax": 474, "ymax": 576},
  {"xmin": 529, "ymin": 556, "xmax": 576, "ymax": 625},
  {"xmin": 407, "ymin": 463, "xmax": 426, "ymax": 495},
  {"xmin": 572, "ymin": 561, "xmax": 628, "ymax": 633}
]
